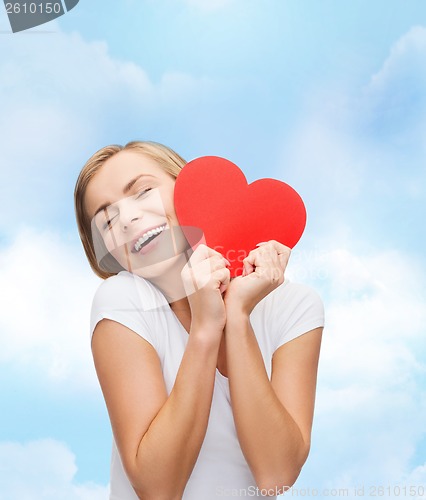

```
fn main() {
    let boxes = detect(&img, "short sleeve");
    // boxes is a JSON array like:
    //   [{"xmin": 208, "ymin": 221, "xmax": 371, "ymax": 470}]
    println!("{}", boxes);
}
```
[
  {"xmin": 90, "ymin": 271, "xmax": 167, "ymax": 354},
  {"xmin": 272, "ymin": 281, "xmax": 325, "ymax": 351}
]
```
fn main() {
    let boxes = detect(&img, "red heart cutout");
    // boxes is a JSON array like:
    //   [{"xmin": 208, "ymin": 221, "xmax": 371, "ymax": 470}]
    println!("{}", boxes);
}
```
[{"xmin": 174, "ymin": 156, "xmax": 307, "ymax": 277}]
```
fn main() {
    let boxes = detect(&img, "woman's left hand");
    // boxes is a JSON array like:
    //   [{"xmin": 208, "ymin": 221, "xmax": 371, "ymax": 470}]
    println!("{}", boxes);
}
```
[{"xmin": 222, "ymin": 240, "xmax": 291, "ymax": 316}]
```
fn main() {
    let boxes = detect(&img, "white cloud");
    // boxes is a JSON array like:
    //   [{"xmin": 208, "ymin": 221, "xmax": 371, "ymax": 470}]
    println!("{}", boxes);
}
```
[
  {"xmin": 0, "ymin": 439, "xmax": 109, "ymax": 499},
  {"xmin": 278, "ymin": 112, "xmax": 365, "ymax": 197},
  {"xmin": 363, "ymin": 25, "xmax": 426, "ymax": 156},
  {"xmin": 0, "ymin": 227, "xmax": 101, "ymax": 390},
  {"xmin": 368, "ymin": 26, "xmax": 426, "ymax": 97},
  {"xmin": 0, "ymin": 24, "xmax": 227, "ymax": 140},
  {"xmin": 273, "ymin": 87, "xmax": 372, "ymax": 237},
  {"xmin": 279, "ymin": 25, "xmax": 426, "ymax": 168},
  {"xmin": 275, "ymin": 25, "xmax": 426, "ymax": 264},
  {"xmin": 404, "ymin": 463, "xmax": 426, "ymax": 499}
]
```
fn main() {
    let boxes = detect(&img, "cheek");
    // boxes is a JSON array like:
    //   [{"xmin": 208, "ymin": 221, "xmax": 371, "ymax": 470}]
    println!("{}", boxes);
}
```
[
  {"xmin": 102, "ymin": 231, "xmax": 123, "ymax": 255},
  {"xmin": 107, "ymin": 241, "xmax": 129, "ymax": 269},
  {"xmin": 141, "ymin": 189, "xmax": 171, "ymax": 216},
  {"xmin": 103, "ymin": 230, "xmax": 135, "ymax": 270},
  {"xmin": 155, "ymin": 183, "xmax": 174, "ymax": 215},
  {"xmin": 159, "ymin": 187, "xmax": 177, "ymax": 218}
]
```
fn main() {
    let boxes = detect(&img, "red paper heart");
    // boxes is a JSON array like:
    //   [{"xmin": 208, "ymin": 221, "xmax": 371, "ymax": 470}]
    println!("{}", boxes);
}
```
[{"xmin": 174, "ymin": 156, "xmax": 306, "ymax": 277}]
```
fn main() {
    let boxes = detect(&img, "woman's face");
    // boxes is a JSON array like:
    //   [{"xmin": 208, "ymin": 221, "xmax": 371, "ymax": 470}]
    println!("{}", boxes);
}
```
[{"xmin": 85, "ymin": 150, "xmax": 190, "ymax": 278}]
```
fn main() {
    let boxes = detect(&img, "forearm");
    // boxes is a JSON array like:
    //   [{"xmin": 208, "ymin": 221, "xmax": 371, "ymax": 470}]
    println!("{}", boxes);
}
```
[
  {"xmin": 133, "ymin": 331, "xmax": 220, "ymax": 499},
  {"xmin": 225, "ymin": 308, "xmax": 308, "ymax": 490}
]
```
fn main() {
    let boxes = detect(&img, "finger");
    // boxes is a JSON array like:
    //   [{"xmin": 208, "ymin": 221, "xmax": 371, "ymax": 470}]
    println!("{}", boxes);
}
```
[
  {"xmin": 255, "ymin": 241, "xmax": 290, "ymax": 267},
  {"xmin": 258, "ymin": 240, "xmax": 291, "ymax": 257},
  {"xmin": 216, "ymin": 267, "xmax": 231, "ymax": 294},
  {"xmin": 189, "ymin": 257, "xmax": 228, "ymax": 282},
  {"xmin": 185, "ymin": 254, "xmax": 230, "ymax": 291},
  {"xmin": 244, "ymin": 245, "xmax": 276, "ymax": 269},
  {"xmin": 242, "ymin": 257, "xmax": 255, "ymax": 276},
  {"xmin": 204, "ymin": 244, "xmax": 231, "ymax": 260},
  {"xmin": 278, "ymin": 251, "xmax": 290, "ymax": 271},
  {"xmin": 256, "ymin": 240, "xmax": 291, "ymax": 254},
  {"xmin": 242, "ymin": 247, "xmax": 262, "ymax": 276},
  {"xmin": 258, "ymin": 244, "xmax": 287, "ymax": 281},
  {"xmin": 189, "ymin": 243, "xmax": 230, "ymax": 267},
  {"xmin": 241, "ymin": 248, "xmax": 282, "ymax": 283},
  {"xmin": 208, "ymin": 254, "xmax": 231, "ymax": 272}
]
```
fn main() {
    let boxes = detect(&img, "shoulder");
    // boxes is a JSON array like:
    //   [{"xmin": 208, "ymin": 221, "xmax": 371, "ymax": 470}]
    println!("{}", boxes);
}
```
[
  {"xmin": 90, "ymin": 271, "xmax": 169, "ymax": 345},
  {"xmin": 267, "ymin": 279, "xmax": 324, "ymax": 314},
  {"xmin": 278, "ymin": 279, "xmax": 323, "ymax": 310},
  {"xmin": 257, "ymin": 279, "xmax": 325, "ymax": 350},
  {"xmin": 92, "ymin": 271, "xmax": 168, "ymax": 313}
]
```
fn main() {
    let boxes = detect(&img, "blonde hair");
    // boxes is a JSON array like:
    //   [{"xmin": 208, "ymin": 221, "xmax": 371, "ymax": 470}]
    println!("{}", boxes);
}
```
[{"xmin": 74, "ymin": 141, "xmax": 186, "ymax": 279}]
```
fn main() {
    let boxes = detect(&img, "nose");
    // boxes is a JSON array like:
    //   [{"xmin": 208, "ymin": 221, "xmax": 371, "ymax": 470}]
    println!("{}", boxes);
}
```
[
  {"xmin": 122, "ymin": 218, "xmax": 138, "ymax": 231},
  {"xmin": 118, "ymin": 198, "xmax": 142, "ymax": 231}
]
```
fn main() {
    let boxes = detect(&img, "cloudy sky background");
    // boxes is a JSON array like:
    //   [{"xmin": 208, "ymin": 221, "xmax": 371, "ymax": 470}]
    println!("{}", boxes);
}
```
[{"xmin": 0, "ymin": 0, "xmax": 425, "ymax": 498}]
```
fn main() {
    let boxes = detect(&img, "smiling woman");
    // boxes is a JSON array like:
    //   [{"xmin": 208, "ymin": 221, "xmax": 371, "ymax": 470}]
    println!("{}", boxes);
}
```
[
  {"xmin": 74, "ymin": 140, "xmax": 325, "ymax": 500},
  {"xmin": 75, "ymin": 142, "xmax": 186, "ymax": 280}
]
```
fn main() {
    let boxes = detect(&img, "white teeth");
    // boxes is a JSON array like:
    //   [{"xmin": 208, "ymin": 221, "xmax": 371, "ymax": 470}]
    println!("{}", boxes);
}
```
[{"xmin": 134, "ymin": 224, "xmax": 167, "ymax": 252}]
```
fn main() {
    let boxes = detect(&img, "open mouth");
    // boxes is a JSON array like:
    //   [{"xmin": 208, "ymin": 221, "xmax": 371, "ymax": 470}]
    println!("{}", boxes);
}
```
[{"xmin": 132, "ymin": 224, "xmax": 167, "ymax": 253}]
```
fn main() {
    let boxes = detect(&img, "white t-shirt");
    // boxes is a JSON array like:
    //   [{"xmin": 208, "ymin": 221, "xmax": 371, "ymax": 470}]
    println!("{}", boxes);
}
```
[{"xmin": 90, "ymin": 271, "xmax": 325, "ymax": 500}]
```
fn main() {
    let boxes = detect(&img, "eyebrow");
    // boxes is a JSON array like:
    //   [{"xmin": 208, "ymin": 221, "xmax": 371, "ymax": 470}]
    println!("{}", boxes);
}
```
[{"xmin": 93, "ymin": 174, "xmax": 156, "ymax": 218}]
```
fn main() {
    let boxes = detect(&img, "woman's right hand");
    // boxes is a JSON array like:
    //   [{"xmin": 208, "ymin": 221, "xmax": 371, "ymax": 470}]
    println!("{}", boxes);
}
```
[{"xmin": 181, "ymin": 244, "xmax": 231, "ymax": 338}]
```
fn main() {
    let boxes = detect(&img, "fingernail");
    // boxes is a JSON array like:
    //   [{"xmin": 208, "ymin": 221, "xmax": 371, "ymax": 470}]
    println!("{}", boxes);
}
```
[{"xmin": 256, "ymin": 242, "xmax": 267, "ymax": 246}]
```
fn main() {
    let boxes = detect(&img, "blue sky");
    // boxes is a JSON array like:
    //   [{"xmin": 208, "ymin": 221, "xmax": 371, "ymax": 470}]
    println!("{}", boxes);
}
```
[{"xmin": 0, "ymin": 1, "xmax": 425, "ymax": 498}]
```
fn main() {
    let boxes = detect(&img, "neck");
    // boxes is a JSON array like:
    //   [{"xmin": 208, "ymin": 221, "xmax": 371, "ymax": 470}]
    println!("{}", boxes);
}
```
[{"xmin": 147, "ymin": 252, "xmax": 192, "ymax": 314}]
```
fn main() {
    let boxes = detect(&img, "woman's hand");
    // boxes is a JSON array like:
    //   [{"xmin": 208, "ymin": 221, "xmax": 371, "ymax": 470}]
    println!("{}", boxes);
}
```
[
  {"xmin": 181, "ymin": 244, "xmax": 231, "ymax": 337},
  {"xmin": 223, "ymin": 240, "xmax": 291, "ymax": 316}
]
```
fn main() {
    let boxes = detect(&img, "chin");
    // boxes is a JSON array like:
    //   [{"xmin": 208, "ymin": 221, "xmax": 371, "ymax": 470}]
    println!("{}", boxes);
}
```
[{"xmin": 132, "ymin": 252, "xmax": 187, "ymax": 281}]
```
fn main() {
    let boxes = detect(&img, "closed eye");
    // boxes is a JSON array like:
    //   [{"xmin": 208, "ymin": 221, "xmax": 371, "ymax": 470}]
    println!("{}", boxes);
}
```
[
  {"xmin": 103, "ymin": 214, "xmax": 117, "ymax": 230},
  {"xmin": 99, "ymin": 188, "xmax": 152, "ymax": 231},
  {"xmin": 136, "ymin": 188, "xmax": 152, "ymax": 200},
  {"xmin": 136, "ymin": 187, "xmax": 152, "ymax": 199}
]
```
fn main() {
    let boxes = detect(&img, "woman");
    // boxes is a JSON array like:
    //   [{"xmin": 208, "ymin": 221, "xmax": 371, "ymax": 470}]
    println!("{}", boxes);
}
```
[{"xmin": 74, "ymin": 141, "xmax": 324, "ymax": 500}]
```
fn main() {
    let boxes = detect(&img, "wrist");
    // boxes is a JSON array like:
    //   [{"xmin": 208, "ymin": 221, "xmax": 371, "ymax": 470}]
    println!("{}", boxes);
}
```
[
  {"xmin": 224, "ymin": 298, "xmax": 253, "ymax": 321},
  {"xmin": 189, "ymin": 323, "xmax": 223, "ymax": 346},
  {"xmin": 185, "ymin": 333, "xmax": 222, "ymax": 367},
  {"xmin": 224, "ymin": 301, "xmax": 252, "ymax": 321}
]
